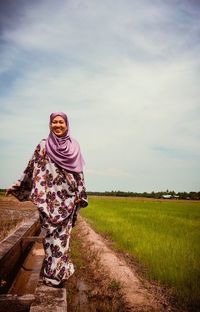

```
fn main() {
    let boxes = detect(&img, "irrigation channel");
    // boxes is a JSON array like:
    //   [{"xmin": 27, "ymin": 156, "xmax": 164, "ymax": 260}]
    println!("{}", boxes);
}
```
[
  {"xmin": 0, "ymin": 199, "xmax": 173, "ymax": 312},
  {"xmin": 0, "ymin": 213, "xmax": 67, "ymax": 312}
]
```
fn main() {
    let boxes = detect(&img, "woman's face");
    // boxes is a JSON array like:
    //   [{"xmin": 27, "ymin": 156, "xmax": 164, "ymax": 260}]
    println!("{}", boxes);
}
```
[{"xmin": 51, "ymin": 115, "xmax": 68, "ymax": 137}]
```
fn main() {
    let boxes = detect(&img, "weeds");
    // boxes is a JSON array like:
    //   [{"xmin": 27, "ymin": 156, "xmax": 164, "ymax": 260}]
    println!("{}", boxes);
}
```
[
  {"xmin": 108, "ymin": 279, "xmax": 121, "ymax": 291},
  {"xmin": 67, "ymin": 226, "xmax": 129, "ymax": 312}
]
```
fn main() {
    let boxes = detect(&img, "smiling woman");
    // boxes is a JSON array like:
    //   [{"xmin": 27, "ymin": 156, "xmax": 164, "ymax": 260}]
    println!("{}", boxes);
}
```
[
  {"xmin": 6, "ymin": 112, "xmax": 88, "ymax": 288},
  {"xmin": 51, "ymin": 115, "xmax": 68, "ymax": 137}
]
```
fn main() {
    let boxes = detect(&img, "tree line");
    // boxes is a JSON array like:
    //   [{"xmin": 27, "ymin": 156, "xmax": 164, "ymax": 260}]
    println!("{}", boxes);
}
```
[
  {"xmin": 1, "ymin": 189, "xmax": 199, "ymax": 200},
  {"xmin": 87, "ymin": 190, "xmax": 200, "ymax": 200}
]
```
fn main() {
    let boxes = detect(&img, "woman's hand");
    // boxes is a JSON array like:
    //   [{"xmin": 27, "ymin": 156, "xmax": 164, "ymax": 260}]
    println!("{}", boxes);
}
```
[
  {"xmin": 5, "ymin": 189, "xmax": 12, "ymax": 196},
  {"xmin": 75, "ymin": 199, "xmax": 81, "ymax": 205},
  {"xmin": 5, "ymin": 181, "xmax": 21, "ymax": 196}
]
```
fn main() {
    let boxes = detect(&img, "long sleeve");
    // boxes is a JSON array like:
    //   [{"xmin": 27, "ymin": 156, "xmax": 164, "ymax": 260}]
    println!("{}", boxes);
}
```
[
  {"xmin": 71, "ymin": 172, "xmax": 88, "ymax": 227},
  {"xmin": 7, "ymin": 142, "xmax": 42, "ymax": 201},
  {"xmin": 74, "ymin": 172, "xmax": 88, "ymax": 208},
  {"xmin": 7, "ymin": 160, "xmax": 34, "ymax": 201}
]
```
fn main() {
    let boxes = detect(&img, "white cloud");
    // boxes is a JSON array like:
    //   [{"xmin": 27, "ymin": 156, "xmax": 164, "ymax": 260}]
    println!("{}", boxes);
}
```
[{"xmin": 0, "ymin": 0, "xmax": 200, "ymax": 191}]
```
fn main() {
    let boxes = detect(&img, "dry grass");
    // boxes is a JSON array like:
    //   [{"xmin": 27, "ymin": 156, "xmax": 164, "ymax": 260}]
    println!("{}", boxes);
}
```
[
  {"xmin": 0, "ymin": 195, "xmax": 37, "ymax": 242},
  {"xmin": 0, "ymin": 209, "xmax": 23, "ymax": 241},
  {"xmin": 67, "ymin": 225, "xmax": 129, "ymax": 312}
]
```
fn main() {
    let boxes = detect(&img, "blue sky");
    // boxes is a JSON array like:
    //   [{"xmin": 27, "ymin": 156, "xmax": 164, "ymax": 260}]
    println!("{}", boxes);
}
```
[{"xmin": 0, "ymin": 0, "xmax": 200, "ymax": 192}]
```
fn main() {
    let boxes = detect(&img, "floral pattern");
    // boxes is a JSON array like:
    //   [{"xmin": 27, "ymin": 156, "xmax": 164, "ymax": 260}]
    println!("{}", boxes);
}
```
[{"xmin": 9, "ymin": 139, "xmax": 88, "ymax": 286}]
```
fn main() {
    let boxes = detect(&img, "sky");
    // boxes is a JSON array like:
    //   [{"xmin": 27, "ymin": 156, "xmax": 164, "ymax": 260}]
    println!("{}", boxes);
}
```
[{"xmin": 0, "ymin": 0, "xmax": 200, "ymax": 192}]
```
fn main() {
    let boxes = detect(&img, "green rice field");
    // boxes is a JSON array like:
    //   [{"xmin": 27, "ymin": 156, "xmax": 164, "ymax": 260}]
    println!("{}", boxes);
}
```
[{"xmin": 81, "ymin": 196, "xmax": 200, "ymax": 309}]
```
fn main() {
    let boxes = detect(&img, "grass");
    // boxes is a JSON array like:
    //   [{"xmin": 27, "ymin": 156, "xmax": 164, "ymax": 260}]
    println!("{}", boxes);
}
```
[
  {"xmin": 81, "ymin": 196, "xmax": 200, "ymax": 310},
  {"xmin": 0, "ymin": 197, "xmax": 22, "ymax": 241},
  {"xmin": 0, "ymin": 194, "xmax": 37, "ymax": 242},
  {"xmin": 0, "ymin": 216, "xmax": 23, "ymax": 241},
  {"xmin": 0, "ymin": 191, "xmax": 6, "ymax": 198},
  {"xmin": 68, "ymin": 226, "xmax": 127, "ymax": 312}
]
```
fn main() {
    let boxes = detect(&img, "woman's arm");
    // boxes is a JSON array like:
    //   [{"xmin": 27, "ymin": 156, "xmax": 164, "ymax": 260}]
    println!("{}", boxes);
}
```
[
  {"xmin": 6, "ymin": 158, "xmax": 34, "ymax": 201},
  {"xmin": 74, "ymin": 172, "xmax": 88, "ymax": 208},
  {"xmin": 6, "ymin": 141, "xmax": 45, "ymax": 201}
]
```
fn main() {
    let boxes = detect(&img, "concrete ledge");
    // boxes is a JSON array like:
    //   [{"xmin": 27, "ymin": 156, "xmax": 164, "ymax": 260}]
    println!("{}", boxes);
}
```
[
  {"xmin": 30, "ymin": 280, "xmax": 67, "ymax": 312},
  {"xmin": 0, "ymin": 213, "xmax": 40, "ymax": 293},
  {"xmin": 0, "ymin": 294, "xmax": 35, "ymax": 312},
  {"xmin": 0, "ymin": 214, "xmax": 67, "ymax": 311}
]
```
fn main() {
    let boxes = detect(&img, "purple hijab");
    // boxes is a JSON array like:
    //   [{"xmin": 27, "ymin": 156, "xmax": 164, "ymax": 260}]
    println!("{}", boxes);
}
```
[{"xmin": 45, "ymin": 112, "xmax": 85, "ymax": 173}]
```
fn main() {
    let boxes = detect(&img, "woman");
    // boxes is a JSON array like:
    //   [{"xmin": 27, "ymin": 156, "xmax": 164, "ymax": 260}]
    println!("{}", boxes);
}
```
[{"xmin": 7, "ymin": 112, "xmax": 88, "ymax": 287}]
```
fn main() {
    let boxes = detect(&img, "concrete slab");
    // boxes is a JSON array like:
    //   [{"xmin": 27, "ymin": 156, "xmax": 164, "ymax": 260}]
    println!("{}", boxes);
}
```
[
  {"xmin": 30, "ymin": 279, "xmax": 67, "ymax": 312},
  {"xmin": 0, "ymin": 294, "xmax": 35, "ymax": 312}
]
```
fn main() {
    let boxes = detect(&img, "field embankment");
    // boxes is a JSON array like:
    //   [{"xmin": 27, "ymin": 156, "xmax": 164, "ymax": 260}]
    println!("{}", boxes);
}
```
[
  {"xmin": 81, "ymin": 196, "xmax": 200, "ymax": 311},
  {"xmin": 0, "ymin": 194, "xmax": 37, "ymax": 241}
]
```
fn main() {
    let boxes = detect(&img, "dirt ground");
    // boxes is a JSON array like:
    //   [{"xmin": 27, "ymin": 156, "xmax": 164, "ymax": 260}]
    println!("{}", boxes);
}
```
[
  {"xmin": 67, "ymin": 225, "xmax": 128, "ymax": 312},
  {"xmin": 0, "ymin": 196, "xmax": 185, "ymax": 311},
  {"xmin": 67, "ymin": 217, "xmax": 183, "ymax": 312},
  {"xmin": 0, "ymin": 196, "xmax": 37, "ymax": 241}
]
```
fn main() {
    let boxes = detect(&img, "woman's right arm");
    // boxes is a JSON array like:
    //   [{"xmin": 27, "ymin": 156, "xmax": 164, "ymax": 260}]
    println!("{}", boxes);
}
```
[
  {"xmin": 6, "ymin": 140, "xmax": 45, "ymax": 201},
  {"xmin": 6, "ymin": 156, "xmax": 35, "ymax": 201}
]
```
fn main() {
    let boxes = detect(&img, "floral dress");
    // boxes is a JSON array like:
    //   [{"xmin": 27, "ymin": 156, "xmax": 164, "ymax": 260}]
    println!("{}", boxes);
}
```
[{"xmin": 9, "ymin": 139, "xmax": 88, "ymax": 286}]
